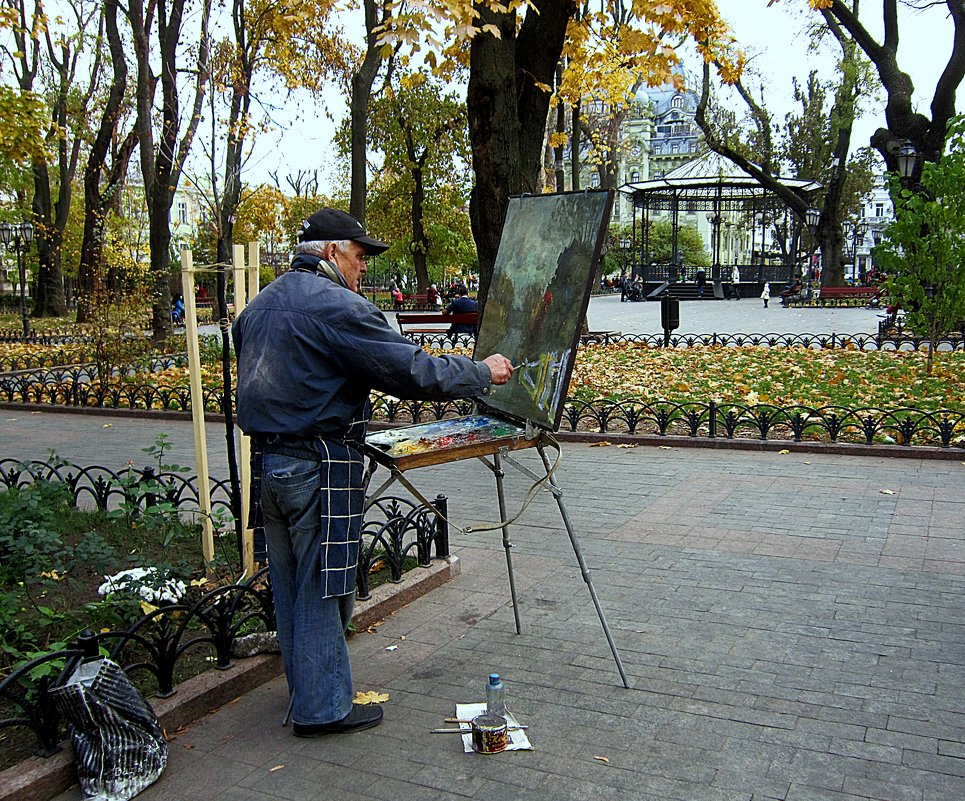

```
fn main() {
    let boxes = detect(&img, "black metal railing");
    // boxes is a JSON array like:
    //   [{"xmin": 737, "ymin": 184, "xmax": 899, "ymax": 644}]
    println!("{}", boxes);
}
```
[{"xmin": 2, "ymin": 333, "xmax": 963, "ymax": 450}]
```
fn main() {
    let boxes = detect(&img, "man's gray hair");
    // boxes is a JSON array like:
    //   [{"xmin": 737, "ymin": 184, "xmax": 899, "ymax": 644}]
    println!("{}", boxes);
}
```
[{"xmin": 295, "ymin": 240, "xmax": 353, "ymax": 257}]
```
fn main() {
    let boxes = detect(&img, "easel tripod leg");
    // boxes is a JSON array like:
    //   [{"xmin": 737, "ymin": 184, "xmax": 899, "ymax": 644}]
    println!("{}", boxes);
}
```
[
  {"xmin": 493, "ymin": 451, "xmax": 523, "ymax": 634},
  {"xmin": 536, "ymin": 442, "xmax": 630, "ymax": 688}
]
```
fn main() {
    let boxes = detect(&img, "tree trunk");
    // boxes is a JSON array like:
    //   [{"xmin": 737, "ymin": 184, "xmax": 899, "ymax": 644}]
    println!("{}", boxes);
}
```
[
  {"xmin": 411, "ymin": 161, "xmax": 429, "ymax": 292},
  {"xmin": 131, "ymin": 0, "xmax": 210, "ymax": 342},
  {"xmin": 570, "ymin": 98, "xmax": 581, "ymax": 190},
  {"xmin": 823, "ymin": 2, "xmax": 963, "ymax": 176},
  {"xmin": 349, "ymin": 0, "xmax": 386, "ymax": 224},
  {"xmin": 76, "ymin": 0, "xmax": 136, "ymax": 324},
  {"xmin": 468, "ymin": 0, "xmax": 574, "ymax": 304},
  {"xmin": 30, "ymin": 163, "xmax": 67, "ymax": 317}
]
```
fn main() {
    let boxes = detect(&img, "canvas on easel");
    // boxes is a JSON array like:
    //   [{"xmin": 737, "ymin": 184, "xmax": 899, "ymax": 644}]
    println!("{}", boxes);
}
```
[{"xmin": 364, "ymin": 190, "xmax": 613, "ymax": 470}]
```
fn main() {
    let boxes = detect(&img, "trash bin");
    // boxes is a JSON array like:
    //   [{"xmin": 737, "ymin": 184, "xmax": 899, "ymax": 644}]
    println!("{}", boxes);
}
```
[
  {"xmin": 661, "ymin": 296, "xmax": 680, "ymax": 347},
  {"xmin": 53, "ymin": 658, "xmax": 167, "ymax": 801}
]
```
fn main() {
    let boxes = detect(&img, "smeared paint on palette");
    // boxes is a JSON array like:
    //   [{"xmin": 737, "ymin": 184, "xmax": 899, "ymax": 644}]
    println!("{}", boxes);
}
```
[{"xmin": 366, "ymin": 415, "xmax": 526, "ymax": 458}]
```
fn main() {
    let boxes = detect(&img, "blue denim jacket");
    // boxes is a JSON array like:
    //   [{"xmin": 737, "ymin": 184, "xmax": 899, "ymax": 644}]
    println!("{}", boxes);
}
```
[{"xmin": 233, "ymin": 265, "xmax": 491, "ymax": 439}]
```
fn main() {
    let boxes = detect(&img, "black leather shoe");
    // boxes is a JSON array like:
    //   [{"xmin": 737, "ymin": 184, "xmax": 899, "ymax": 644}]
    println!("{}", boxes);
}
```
[{"xmin": 292, "ymin": 704, "xmax": 384, "ymax": 737}]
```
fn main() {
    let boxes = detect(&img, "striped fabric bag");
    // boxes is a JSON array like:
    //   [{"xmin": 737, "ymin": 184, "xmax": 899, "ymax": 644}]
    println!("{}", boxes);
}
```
[{"xmin": 53, "ymin": 658, "xmax": 167, "ymax": 801}]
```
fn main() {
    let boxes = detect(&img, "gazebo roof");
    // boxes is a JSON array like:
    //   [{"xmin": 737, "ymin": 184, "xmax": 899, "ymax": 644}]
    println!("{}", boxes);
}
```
[{"xmin": 619, "ymin": 150, "xmax": 821, "ymax": 196}]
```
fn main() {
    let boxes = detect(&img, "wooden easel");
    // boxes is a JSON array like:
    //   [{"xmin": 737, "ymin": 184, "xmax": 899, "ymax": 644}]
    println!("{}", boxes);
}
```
[{"xmin": 363, "ymin": 430, "xmax": 630, "ymax": 689}]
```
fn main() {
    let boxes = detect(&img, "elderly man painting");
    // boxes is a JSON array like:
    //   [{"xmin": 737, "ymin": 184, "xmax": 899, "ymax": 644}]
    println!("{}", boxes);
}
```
[{"xmin": 232, "ymin": 208, "xmax": 513, "ymax": 736}]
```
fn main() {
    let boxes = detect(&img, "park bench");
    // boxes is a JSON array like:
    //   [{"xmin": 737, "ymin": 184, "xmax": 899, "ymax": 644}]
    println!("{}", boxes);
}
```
[
  {"xmin": 396, "ymin": 311, "xmax": 479, "ymax": 338},
  {"xmin": 817, "ymin": 285, "xmax": 882, "ymax": 304}
]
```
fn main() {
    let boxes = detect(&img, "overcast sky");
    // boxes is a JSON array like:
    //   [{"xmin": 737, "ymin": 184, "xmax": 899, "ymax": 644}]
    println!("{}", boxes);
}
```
[{"xmin": 239, "ymin": 1, "xmax": 950, "ymax": 192}]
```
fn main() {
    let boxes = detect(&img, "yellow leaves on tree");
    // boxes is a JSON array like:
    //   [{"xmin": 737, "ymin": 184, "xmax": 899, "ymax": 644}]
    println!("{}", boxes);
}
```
[
  {"xmin": 546, "ymin": 0, "xmax": 743, "ymax": 155},
  {"xmin": 0, "ymin": 87, "xmax": 48, "ymax": 166}
]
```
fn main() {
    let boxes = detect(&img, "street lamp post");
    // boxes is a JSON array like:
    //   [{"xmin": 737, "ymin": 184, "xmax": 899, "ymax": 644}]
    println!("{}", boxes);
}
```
[
  {"xmin": 0, "ymin": 220, "xmax": 35, "ymax": 338},
  {"xmin": 706, "ymin": 213, "xmax": 722, "ymax": 283},
  {"xmin": 843, "ymin": 220, "xmax": 870, "ymax": 282}
]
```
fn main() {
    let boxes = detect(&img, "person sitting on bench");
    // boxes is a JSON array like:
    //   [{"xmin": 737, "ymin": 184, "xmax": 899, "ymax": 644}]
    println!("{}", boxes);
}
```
[
  {"xmin": 444, "ymin": 285, "xmax": 478, "ymax": 335},
  {"xmin": 780, "ymin": 276, "xmax": 803, "ymax": 306}
]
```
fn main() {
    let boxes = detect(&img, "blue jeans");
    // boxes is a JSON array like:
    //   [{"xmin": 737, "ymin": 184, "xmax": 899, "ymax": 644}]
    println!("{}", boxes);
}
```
[{"xmin": 261, "ymin": 453, "xmax": 355, "ymax": 725}]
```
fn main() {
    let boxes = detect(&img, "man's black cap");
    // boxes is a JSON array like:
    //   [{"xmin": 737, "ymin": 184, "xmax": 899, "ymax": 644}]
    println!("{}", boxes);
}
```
[{"xmin": 299, "ymin": 208, "xmax": 389, "ymax": 255}]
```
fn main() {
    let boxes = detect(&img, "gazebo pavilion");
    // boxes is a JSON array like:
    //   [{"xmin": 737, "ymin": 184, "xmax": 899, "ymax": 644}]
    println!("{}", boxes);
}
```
[{"xmin": 618, "ymin": 151, "xmax": 821, "ymax": 298}]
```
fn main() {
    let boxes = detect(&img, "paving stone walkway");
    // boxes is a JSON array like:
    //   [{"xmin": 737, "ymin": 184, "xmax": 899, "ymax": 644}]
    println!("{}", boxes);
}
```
[{"xmin": 3, "ymin": 412, "xmax": 962, "ymax": 801}]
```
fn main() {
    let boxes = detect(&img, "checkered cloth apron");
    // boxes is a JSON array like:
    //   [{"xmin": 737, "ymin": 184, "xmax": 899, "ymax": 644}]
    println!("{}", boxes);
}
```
[{"xmin": 248, "ymin": 412, "xmax": 368, "ymax": 597}]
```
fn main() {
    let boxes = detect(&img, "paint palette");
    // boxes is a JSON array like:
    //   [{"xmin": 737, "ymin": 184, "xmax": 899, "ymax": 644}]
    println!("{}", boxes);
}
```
[{"xmin": 364, "ymin": 415, "xmax": 536, "ymax": 469}]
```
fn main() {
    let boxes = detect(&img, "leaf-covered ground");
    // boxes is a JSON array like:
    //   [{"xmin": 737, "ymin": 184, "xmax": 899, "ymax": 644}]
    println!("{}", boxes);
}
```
[
  {"xmin": 3, "ymin": 341, "xmax": 962, "ymax": 413},
  {"xmin": 568, "ymin": 344, "xmax": 964, "ymax": 411}
]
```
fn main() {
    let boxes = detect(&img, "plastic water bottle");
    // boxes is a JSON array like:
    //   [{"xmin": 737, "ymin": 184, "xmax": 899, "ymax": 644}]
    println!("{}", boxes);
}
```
[{"xmin": 486, "ymin": 673, "xmax": 506, "ymax": 717}]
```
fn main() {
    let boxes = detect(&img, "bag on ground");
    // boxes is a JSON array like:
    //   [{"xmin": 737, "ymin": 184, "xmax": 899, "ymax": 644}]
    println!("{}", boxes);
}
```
[{"xmin": 52, "ymin": 658, "xmax": 167, "ymax": 801}]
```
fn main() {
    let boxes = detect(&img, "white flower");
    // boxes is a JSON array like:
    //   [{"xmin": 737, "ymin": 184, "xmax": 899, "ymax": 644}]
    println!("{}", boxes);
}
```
[{"xmin": 98, "ymin": 567, "xmax": 186, "ymax": 604}]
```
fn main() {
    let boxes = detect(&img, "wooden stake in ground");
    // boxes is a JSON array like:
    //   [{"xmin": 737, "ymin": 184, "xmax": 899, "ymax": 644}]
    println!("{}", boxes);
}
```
[{"xmin": 181, "ymin": 252, "xmax": 216, "ymax": 567}]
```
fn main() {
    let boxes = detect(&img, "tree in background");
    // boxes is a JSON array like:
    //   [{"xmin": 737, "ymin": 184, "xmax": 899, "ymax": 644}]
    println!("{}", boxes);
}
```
[
  {"xmin": 364, "ymin": 71, "xmax": 471, "ymax": 292},
  {"xmin": 697, "ymin": 3, "xmax": 877, "ymax": 286},
  {"xmin": 647, "ymin": 219, "xmax": 711, "ymax": 268},
  {"xmin": 204, "ymin": 0, "xmax": 344, "ymax": 283},
  {"xmin": 130, "ymin": 0, "xmax": 213, "ymax": 341},
  {"xmin": 233, "ymin": 183, "xmax": 288, "ymax": 282},
  {"xmin": 464, "ymin": 0, "xmax": 738, "ymax": 305},
  {"xmin": 875, "ymin": 116, "xmax": 965, "ymax": 374},
  {"xmin": 0, "ymin": 0, "xmax": 100, "ymax": 318},
  {"xmin": 349, "ymin": 0, "xmax": 392, "ymax": 225},
  {"xmin": 776, "ymin": 0, "xmax": 964, "ymax": 180},
  {"xmin": 76, "ymin": 0, "xmax": 139, "ymax": 324}
]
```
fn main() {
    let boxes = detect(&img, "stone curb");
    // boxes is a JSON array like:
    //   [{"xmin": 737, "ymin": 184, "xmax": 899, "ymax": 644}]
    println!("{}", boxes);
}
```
[{"xmin": 0, "ymin": 555, "xmax": 460, "ymax": 801}]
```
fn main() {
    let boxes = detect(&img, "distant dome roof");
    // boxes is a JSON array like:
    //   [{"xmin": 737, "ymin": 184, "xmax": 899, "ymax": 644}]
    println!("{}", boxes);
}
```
[{"xmin": 620, "ymin": 149, "xmax": 821, "ymax": 195}]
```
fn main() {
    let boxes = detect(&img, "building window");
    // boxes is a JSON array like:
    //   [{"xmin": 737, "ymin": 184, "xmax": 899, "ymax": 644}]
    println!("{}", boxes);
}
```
[
  {"xmin": 630, "ymin": 170, "xmax": 640, "ymax": 183},
  {"xmin": 875, "ymin": 202, "xmax": 884, "ymax": 218},
  {"xmin": 178, "ymin": 201, "xmax": 188, "ymax": 224},
  {"xmin": 671, "ymin": 95, "xmax": 684, "ymax": 109},
  {"xmin": 590, "ymin": 173, "xmax": 600, "ymax": 188},
  {"xmin": 671, "ymin": 142, "xmax": 679, "ymax": 154}
]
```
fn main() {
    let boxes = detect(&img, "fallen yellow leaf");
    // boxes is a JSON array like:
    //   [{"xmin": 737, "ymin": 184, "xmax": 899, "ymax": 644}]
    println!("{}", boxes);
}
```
[
  {"xmin": 593, "ymin": 755, "xmax": 609, "ymax": 763},
  {"xmin": 269, "ymin": 765, "xmax": 284, "ymax": 772},
  {"xmin": 590, "ymin": 441, "xmax": 611, "ymax": 447},
  {"xmin": 617, "ymin": 444, "xmax": 637, "ymax": 449},
  {"xmin": 880, "ymin": 489, "xmax": 896, "ymax": 495},
  {"xmin": 140, "ymin": 600, "xmax": 159, "ymax": 615},
  {"xmin": 40, "ymin": 570, "xmax": 63, "ymax": 580},
  {"xmin": 659, "ymin": 445, "xmax": 672, "ymax": 450},
  {"xmin": 102, "ymin": 423, "xmax": 112, "ymax": 428},
  {"xmin": 354, "ymin": 690, "xmax": 390, "ymax": 705},
  {"xmin": 190, "ymin": 577, "xmax": 208, "ymax": 587},
  {"xmin": 778, "ymin": 449, "xmax": 790, "ymax": 454}
]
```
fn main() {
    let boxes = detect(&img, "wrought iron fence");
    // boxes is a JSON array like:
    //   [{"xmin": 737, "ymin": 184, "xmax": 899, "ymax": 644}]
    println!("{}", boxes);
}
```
[
  {"xmin": 0, "ymin": 328, "xmax": 90, "ymax": 345},
  {"xmin": 2, "ymin": 333, "xmax": 963, "ymax": 449},
  {"xmin": 0, "ymin": 459, "xmax": 449, "ymax": 759},
  {"xmin": 363, "ymin": 396, "xmax": 965, "ymax": 449},
  {"xmin": 395, "ymin": 330, "xmax": 965, "ymax": 351}
]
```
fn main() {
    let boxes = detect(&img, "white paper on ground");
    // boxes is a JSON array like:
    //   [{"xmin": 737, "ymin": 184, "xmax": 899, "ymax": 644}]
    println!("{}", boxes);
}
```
[{"xmin": 455, "ymin": 702, "xmax": 533, "ymax": 753}]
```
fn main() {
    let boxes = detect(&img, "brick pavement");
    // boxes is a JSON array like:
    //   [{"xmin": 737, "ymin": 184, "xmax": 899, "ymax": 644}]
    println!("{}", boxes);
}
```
[{"xmin": 2, "ymin": 412, "xmax": 963, "ymax": 801}]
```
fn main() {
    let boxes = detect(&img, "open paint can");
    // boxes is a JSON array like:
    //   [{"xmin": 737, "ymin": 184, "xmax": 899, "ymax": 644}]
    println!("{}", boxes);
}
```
[{"xmin": 471, "ymin": 713, "xmax": 508, "ymax": 754}]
